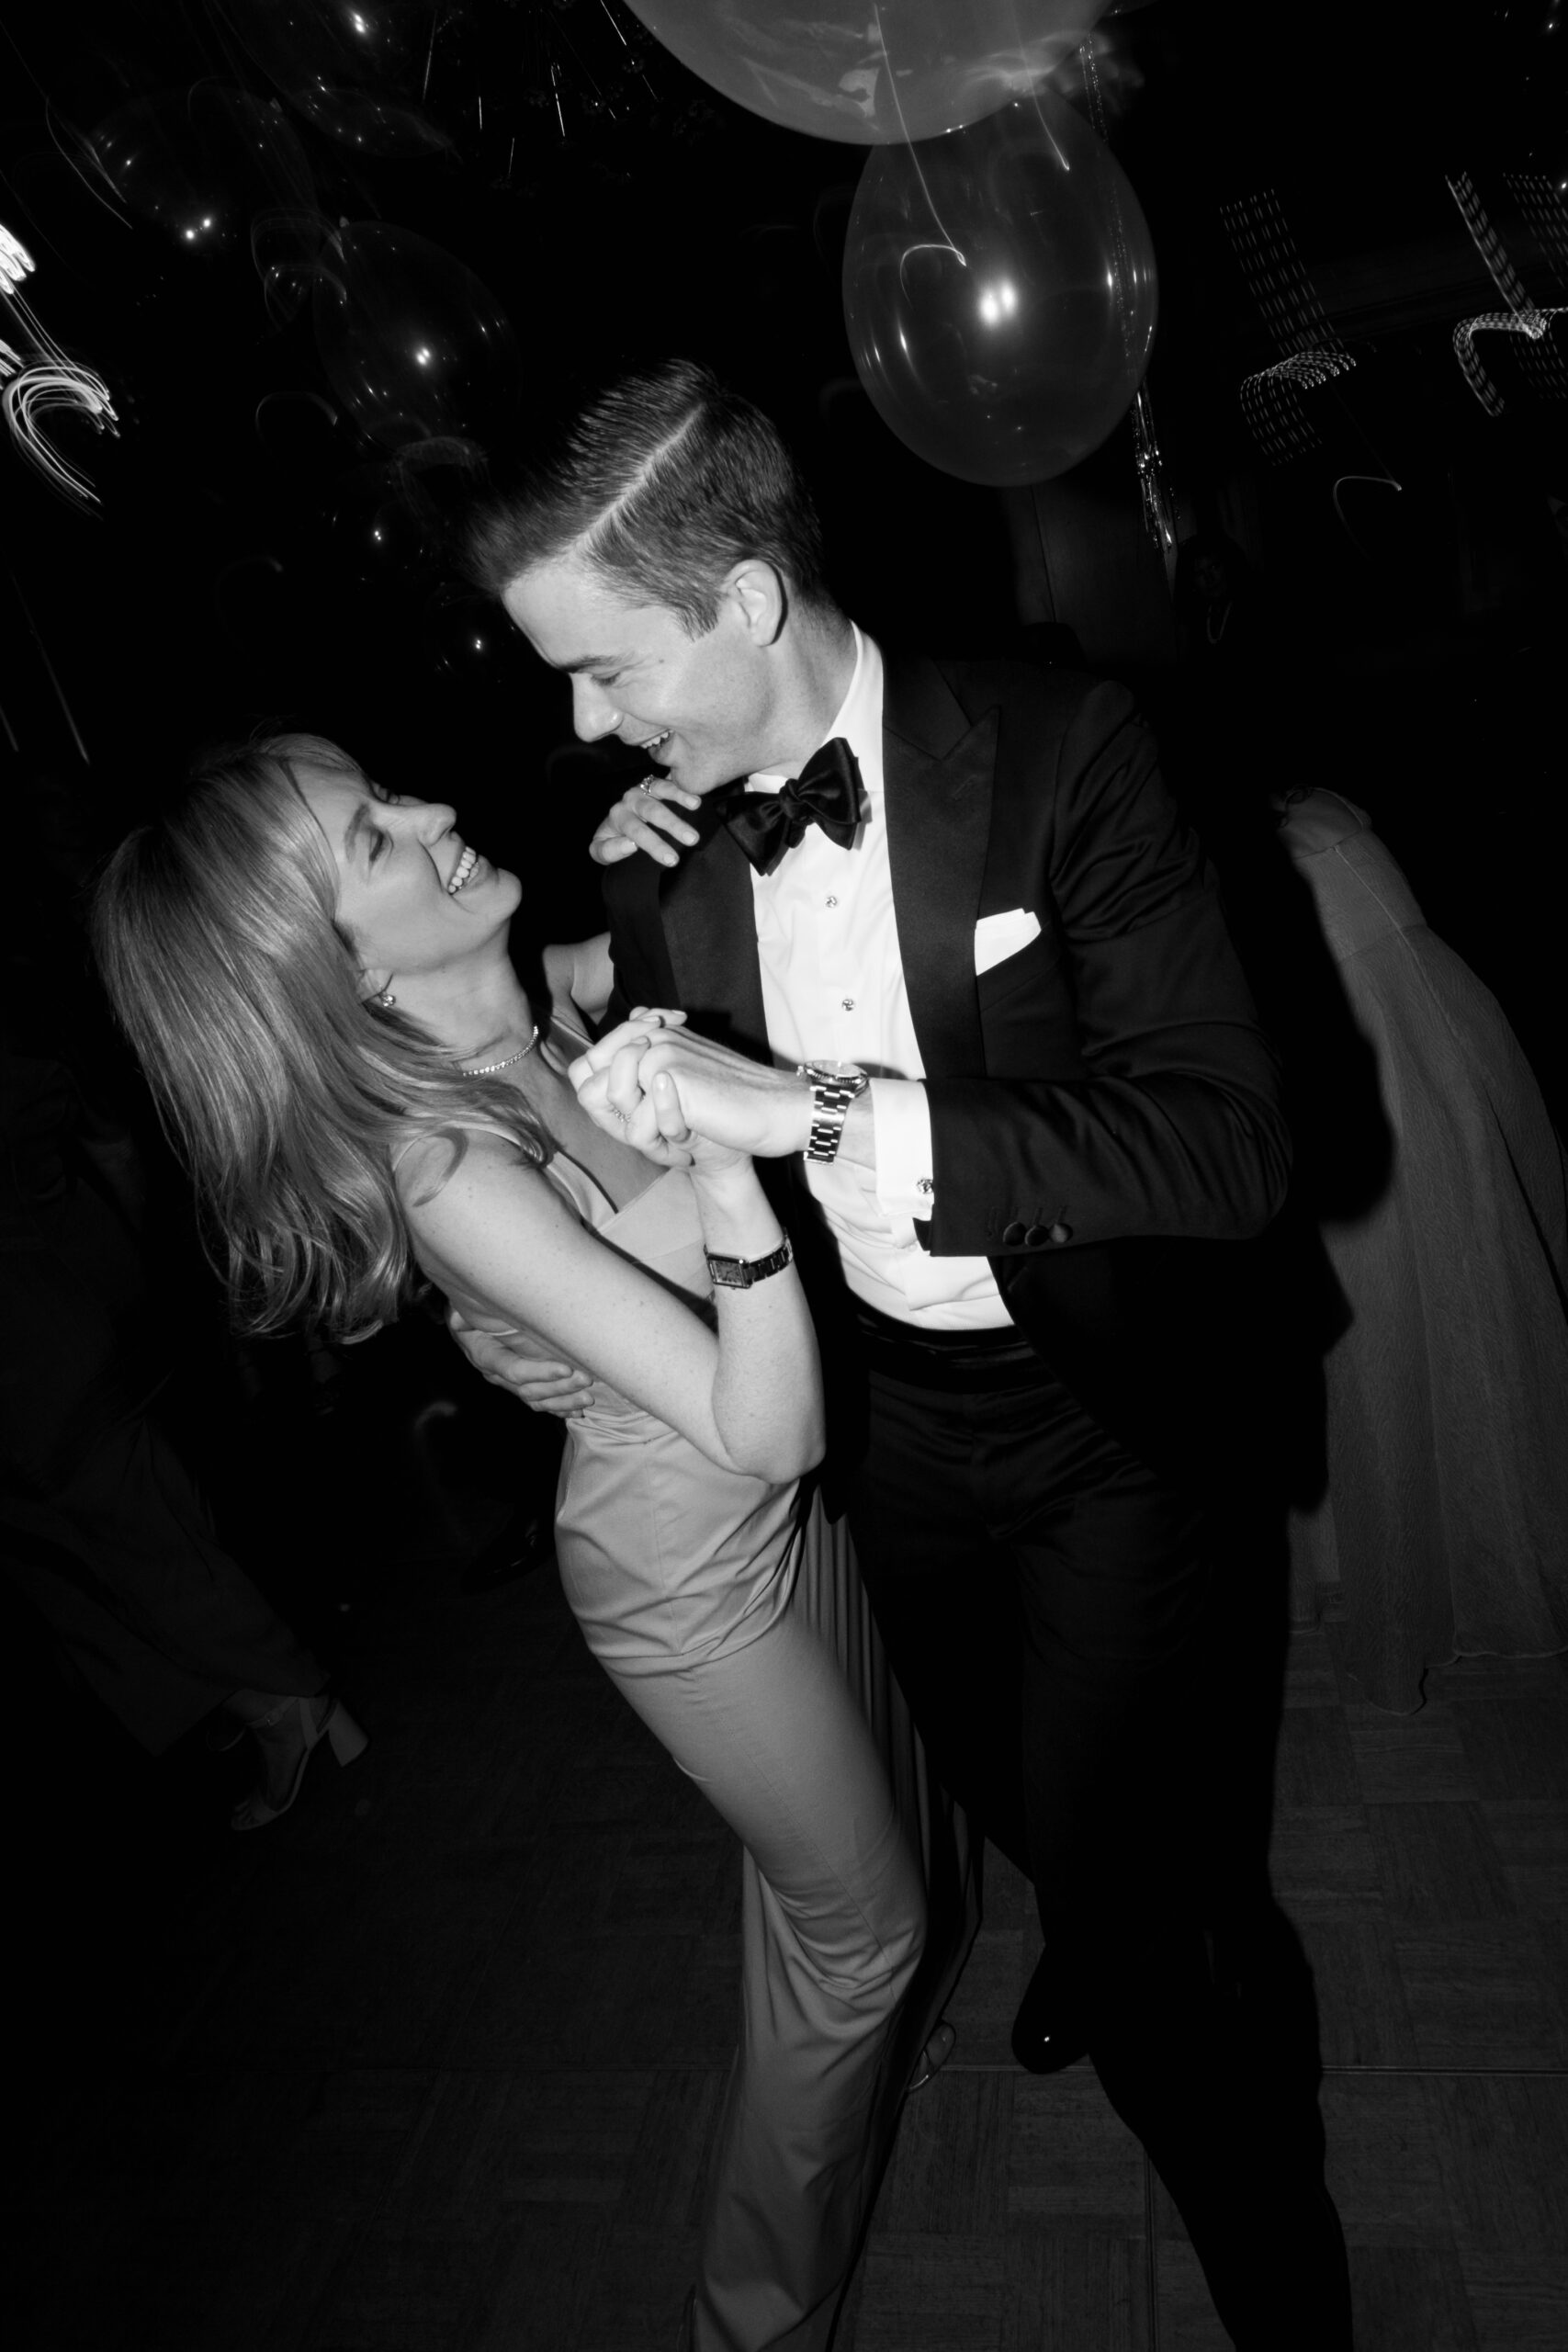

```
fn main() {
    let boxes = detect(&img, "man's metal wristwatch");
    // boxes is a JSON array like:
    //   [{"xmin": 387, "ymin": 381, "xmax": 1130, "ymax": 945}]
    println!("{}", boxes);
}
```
[{"xmin": 796, "ymin": 1061, "xmax": 872, "ymax": 1163}]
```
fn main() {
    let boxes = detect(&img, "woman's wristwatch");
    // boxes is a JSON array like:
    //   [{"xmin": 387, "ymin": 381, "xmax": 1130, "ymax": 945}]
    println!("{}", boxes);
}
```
[
  {"xmin": 705, "ymin": 1236, "xmax": 795, "ymax": 1289},
  {"xmin": 796, "ymin": 1061, "xmax": 871, "ymax": 1162}
]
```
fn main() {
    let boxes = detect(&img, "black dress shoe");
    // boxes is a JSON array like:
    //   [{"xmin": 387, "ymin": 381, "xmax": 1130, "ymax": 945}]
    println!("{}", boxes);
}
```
[{"xmin": 1010, "ymin": 1946, "xmax": 1090, "ymax": 2074}]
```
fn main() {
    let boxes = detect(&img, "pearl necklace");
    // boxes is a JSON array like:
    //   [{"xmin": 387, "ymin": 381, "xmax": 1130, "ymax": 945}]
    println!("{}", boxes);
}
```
[{"xmin": 458, "ymin": 1024, "xmax": 539, "ymax": 1078}]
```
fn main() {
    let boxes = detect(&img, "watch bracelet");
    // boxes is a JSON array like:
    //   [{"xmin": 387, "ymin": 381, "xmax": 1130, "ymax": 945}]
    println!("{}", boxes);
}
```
[{"xmin": 705, "ymin": 1234, "xmax": 795, "ymax": 1289}]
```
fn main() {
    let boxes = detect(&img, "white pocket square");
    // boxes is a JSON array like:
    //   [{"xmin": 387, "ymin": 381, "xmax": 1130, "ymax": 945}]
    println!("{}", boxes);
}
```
[{"xmin": 975, "ymin": 909, "xmax": 1041, "ymax": 976}]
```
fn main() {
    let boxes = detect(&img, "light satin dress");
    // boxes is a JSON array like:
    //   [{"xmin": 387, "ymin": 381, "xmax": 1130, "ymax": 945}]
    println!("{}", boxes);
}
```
[{"xmin": 416, "ymin": 1058, "xmax": 974, "ymax": 2349}]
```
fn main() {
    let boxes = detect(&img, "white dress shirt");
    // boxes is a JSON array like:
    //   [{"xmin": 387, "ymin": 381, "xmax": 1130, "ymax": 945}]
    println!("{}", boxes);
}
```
[{"xmin": 746, "ymin": 627, "xmax": 1010, "ymax": 1329}]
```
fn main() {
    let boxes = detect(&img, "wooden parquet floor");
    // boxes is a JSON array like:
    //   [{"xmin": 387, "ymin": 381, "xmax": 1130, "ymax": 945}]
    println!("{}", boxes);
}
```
[{"xmin": 16, "ymin": 1559, "xmax": 1568, "ymax": 2351}]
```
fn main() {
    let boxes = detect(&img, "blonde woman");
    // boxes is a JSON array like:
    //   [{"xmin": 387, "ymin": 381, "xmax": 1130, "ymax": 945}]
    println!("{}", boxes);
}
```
[{"xmin": 90, "ymin": 730, "xmax": 924, "ymax": 2352}]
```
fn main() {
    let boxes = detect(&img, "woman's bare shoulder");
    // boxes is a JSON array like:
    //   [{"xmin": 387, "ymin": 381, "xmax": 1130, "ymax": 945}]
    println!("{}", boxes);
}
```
[{"xmin": 394, "ymin": 1124, "xmax": 553, "ymax": 1217}]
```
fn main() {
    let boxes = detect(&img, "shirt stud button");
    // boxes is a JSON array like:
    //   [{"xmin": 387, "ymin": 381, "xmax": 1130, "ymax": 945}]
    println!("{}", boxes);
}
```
[
  {"xmin": 917, "ymin": 1176, "xmax": 933, "ymax": 1195},
  {"xmin": 841, "ymin": 997, "xmax": 855, "ymax": 1011},
  {"xmin": 825, "ymin": 895, "xmax": 839, "ymax": 907}
]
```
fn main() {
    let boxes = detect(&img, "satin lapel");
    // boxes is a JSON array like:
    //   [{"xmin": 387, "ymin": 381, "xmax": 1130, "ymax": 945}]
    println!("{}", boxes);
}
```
[
  {"xmin": 882, "ymin": 654, "xmax": 995, "ymax": 1080},
  {"xmin": 660, "ymin": 818, "xmax": 772, "ymax": 1059}
]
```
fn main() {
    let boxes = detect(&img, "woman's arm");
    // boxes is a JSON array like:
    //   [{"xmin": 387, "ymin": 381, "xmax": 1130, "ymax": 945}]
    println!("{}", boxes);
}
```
[
  {"xmin": 403, "ymin": 1136, "xmax": 823, "ymax": 1484},
  {"xmin": 541, "ymin": 933, "xmax": 615, "ymax": 1031}
]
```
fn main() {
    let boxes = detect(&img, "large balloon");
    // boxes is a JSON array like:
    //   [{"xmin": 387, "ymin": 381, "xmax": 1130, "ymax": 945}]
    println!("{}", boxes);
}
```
[
  {"xmin": 842, "ymin": 92, "xmax": 1156, "ymax": 486},
  {"xmin": 208, "ymin": 0, "xmax": 451, "ymax": 157},
  {"xmin": 624, "ymin": 1, "xmax": 1104, "ymax": 144},
  {"xmin": 311, "ymin": 223, "xmax": 521, "ymax": 452}
]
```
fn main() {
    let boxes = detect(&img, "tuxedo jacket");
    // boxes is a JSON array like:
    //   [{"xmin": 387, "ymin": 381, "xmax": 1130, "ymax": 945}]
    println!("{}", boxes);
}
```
[{"xmin": 603, "ymin": 652, "xmax": 1293, "ymax": 1495}]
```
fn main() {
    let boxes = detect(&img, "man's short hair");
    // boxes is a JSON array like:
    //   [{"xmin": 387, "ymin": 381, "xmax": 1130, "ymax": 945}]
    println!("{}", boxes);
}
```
[{"xmin": 467, "ymin": 359, "xmax": 832, "ymax": 635}]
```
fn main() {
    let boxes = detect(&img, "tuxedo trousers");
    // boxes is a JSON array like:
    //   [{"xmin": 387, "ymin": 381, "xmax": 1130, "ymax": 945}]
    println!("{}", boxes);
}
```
[{"xmin": 846, "ymin": 1329, "xmax": 1352, "ymax": 2351}]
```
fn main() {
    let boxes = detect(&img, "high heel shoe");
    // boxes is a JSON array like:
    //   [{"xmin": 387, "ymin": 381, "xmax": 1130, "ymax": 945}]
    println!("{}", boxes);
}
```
[
  {"xmin": 229, "ymin": 1693, "xmax": 369, "ymax": 1832},
  {"xmin": 907, "ymin": 2018, "xmax": 957, "ymax": 2094}
]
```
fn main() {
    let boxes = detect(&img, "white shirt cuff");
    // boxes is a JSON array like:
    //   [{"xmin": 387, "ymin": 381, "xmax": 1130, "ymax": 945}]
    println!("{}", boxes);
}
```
[{"xmin": 870, "ymin": 1079, "xmax": 935, "ymax": 1233}]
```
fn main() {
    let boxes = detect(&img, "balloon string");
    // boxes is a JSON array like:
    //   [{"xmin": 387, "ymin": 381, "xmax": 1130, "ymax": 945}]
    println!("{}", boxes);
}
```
[
  {"xmin": 422, "ymin": 7, "xmax": 441, "ymax": 104},
  {"xmin": 1075, "ymin": 42, "xmax": 1174, "ymax": 566},
  {"xmin": 1332, "ymin": 472, "xmax": 1403, "ymax": 560},
  {"xmin": 6, "ymin": 564, "xmax": 90, "ymax": 763},
  {"xmin": 43, "ymin": 106, "xmax": 132, "ymax": 230},
  {"xmin": 873, "ymin": 2, "xmax": 965, "ymax": 266},
  {"xmin": 1076, "ymin": 40, "xmax": 1133, "ymax": 370}
]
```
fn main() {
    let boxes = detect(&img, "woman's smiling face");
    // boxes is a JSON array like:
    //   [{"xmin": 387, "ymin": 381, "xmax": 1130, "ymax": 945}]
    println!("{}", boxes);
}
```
[{"xmin": 296, "ymin": 764, "xmax": 522, "ymax": 986}]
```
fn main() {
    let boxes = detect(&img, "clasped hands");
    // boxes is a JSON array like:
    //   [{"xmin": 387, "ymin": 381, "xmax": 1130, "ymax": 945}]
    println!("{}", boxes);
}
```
[
  {"xmin": 448, "ymin": 1011, "xmax": 816, "ymax": 1418},
  {"xmin": 570, "ymin": 1012, "xmax": 815, "ymax": 1168}
]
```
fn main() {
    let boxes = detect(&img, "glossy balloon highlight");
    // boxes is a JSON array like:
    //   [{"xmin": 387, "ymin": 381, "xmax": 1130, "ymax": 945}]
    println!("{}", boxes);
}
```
[
  {"xmin": 842, "ymin": 92, "xmax": 1157, "ymax": 485},
  {"xmin": 623, "ymin": 0, "xmax": 1104, "ymax": 144},
  {"xmin": 312, "ymin": 223, "xmax": 521, "ymax": 452}
]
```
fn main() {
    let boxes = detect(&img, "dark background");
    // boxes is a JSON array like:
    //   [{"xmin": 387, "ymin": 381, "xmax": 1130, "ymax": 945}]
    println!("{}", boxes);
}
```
[
  {"xmin": 4, "ymin": 0, "xmax": 1566, "ymax": 1448},
  {"xmin": 5, "ymin": 2, "xmax": 1566, "ymax": 987}
]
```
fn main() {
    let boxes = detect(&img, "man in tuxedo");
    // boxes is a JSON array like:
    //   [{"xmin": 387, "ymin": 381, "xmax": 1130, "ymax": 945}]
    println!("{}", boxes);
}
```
[{"xmin": 460, "ymin": 360, "xmax": 1351, "ymax": 2347}]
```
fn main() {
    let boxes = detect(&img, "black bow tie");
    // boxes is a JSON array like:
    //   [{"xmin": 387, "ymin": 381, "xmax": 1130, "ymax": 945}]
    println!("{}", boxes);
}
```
[{"xmin": 721, "ymin": 737, "xmax": 865, "ymax": 876}]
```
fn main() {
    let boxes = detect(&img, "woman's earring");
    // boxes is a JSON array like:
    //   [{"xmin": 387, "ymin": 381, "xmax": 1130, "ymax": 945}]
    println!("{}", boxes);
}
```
[{"xmin": 372, "ymin": 984, "xmax": 396, "ymax": 1008}]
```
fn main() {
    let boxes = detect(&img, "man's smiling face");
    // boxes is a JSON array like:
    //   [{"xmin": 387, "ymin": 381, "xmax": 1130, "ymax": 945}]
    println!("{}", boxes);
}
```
[{"xmin": 502, "ymin": 552, "xmax": 783, "ymax": 797}]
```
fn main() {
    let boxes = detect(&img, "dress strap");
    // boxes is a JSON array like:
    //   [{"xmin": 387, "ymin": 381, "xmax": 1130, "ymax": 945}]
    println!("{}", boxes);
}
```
[
  {"xmin": 548, "ymin": 1007, "xmax": 594, "ymax": 1056},
  {"xmin": 389, "ymin": 1119, "xmax": 532, "ymax": 1174}
]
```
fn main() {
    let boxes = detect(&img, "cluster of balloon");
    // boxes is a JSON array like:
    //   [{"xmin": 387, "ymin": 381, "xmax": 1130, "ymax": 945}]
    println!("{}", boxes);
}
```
[
  {"xmin": 311, "ymin": 222, "xmax": 522, "ymax": 452},
  {"xmin": 622, "ymin": 0, "xmax": 1105, "ymax": 143},
  {"xmin": 841, "ymin": 89, "xmax": 1157, "ymax": 486},
  {"xmin": 84, "ymin": 83, "xmax": 315, "ymax": 255},
  {"xmin": 206, "ymin": 0, "xmax": 452, "ymax": 157}
]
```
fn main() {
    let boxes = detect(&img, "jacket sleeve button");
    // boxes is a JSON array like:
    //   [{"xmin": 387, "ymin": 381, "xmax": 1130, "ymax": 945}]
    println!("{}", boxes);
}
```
[
  {"xmin": 1001, "ymin": 1220, "xmax": 1027, "ymax": 1247},
  {"xmin": 1024, "ymin": 1224, "xmax": 1050, "ymax": 1247}
]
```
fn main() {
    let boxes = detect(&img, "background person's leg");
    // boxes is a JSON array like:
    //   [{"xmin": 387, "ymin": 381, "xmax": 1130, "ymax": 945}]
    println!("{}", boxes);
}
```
[{"xmin": 1, "ymin": 1410, "xmax": 324, "ymax": 1754}]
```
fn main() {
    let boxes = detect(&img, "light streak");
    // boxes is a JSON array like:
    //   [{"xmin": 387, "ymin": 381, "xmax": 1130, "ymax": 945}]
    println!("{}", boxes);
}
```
[
  {"xmin": 0, "ymin": 219, "xmax": 118, "ymax": 508},
  {"xmin": 1222, "ymin": 190, "xmax": 1355, "ymax": 462},
  {"xmin": 1448, "ymin": 170, "xmax": 1534, "ymax": 311},
  {"xmin": 1446, "ymin": 173, "xmax": 1568, "ymax": 410},
  {"xmin": 1452, "ymin": 307, "xmax": 1568, "ymax": 414},
  {"xmin": 1505, "ymin": 173, "xmax": 1568, "ymax": 289}
]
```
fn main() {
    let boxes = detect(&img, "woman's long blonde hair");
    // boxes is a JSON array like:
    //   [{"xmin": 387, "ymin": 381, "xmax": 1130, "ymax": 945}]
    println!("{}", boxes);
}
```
[{"xmin": 90, "ymin": 730, "xmax": 550, "ymax": 1340}]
